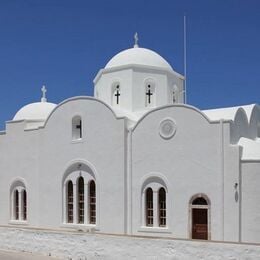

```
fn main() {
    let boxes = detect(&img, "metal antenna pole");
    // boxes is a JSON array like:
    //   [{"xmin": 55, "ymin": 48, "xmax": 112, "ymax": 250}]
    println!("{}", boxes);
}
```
[{"xmin": 184, "ymin": 15, "xmax": 187, "ymax": 104}]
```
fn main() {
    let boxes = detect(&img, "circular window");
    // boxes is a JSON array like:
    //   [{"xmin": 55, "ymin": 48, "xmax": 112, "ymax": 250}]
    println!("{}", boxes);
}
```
[{"xmin": 159, "ymin": 118, "xmax": 177, "ymax": 139}]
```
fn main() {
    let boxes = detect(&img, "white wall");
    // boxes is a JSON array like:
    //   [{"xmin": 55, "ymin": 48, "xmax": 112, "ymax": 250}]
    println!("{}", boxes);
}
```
[
  {"xmin": 241, "ymin": 161, "xmax": 260, "ymax": 243},
  {"xmin": 131, "ymin": 105, "xmax": 233, "ymax": 240}
]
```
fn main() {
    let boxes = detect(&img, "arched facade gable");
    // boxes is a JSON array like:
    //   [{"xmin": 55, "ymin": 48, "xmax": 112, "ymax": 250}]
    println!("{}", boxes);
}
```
[
  {"xmin": 132, "ymin": 104, "xmax": 220, "ymax": 132},
  {"xmin": 44, "ymin": 96, "xmax": 123, "ymax": 128}
]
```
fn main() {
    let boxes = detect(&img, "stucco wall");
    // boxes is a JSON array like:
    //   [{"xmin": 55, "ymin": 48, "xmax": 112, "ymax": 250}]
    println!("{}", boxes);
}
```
[
  {"xmin": 0, "ymin": 227, "xmax": 259, "ymax": 260},
  {"xmin": 131, "ymin": 106, "xmax": 230, "ymax": 240},
  {"xmin": 241, "ymin": 161, "xmax": 260, "ymax": 243}
]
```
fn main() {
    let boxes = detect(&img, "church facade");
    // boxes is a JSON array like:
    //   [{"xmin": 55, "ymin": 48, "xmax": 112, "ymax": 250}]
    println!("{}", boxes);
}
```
[{"xmin": 0, "ymin": 39, "xmax": 260, "ymax": 244}]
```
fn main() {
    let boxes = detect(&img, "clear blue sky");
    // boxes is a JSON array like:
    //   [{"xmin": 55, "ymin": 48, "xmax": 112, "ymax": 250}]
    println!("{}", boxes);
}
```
[{"xmin": 0, "ymin": 0, "xmax": 260, "ymax": 129}]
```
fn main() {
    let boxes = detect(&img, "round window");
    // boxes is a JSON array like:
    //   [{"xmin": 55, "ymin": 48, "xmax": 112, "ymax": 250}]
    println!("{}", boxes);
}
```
[{"xmin": 159, "ymin": 118, "xmax": 177, "ymax": 139}]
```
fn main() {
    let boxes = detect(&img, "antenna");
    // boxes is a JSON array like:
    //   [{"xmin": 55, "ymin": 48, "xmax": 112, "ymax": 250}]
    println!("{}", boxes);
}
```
[{"xmin": 184, "ymin": 15, "xmax": 187, "ymax": 104}]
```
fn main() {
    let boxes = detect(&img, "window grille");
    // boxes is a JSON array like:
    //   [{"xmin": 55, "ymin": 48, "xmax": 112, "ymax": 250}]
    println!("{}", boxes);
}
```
[
  {"xmin": 78, "ymin": 177, "xmax": 84, "ymax": 224},
  {"xmin": 67, "ymin": 181, "xmax": 73, "ymax": 223},
  {"xmin": 89, "ymin": 180, "xmax": 96, "ymax": 224},
  {"xmin": 159, "ymin": 188, "xmax": 166, "ymax": 227},
  {"xmin": 146, "ymin": 188, "xmax": 153, "ymax": 226}
]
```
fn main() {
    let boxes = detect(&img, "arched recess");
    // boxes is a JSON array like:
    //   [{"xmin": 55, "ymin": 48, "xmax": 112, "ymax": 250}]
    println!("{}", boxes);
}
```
[
  {"xmin": 62, "ymin": 160, "xmax": 99, "ymax": 228},
  {"xmin": 140, "ymin": 174, "xmax": 169, "ymax": 228},
  {"xmin": 189, "ymin": 193, "xmax": 211, "ymax": 240},
  {"xmin": 9, "ymin": 178, "xmax": 28, "ymax": 222}
]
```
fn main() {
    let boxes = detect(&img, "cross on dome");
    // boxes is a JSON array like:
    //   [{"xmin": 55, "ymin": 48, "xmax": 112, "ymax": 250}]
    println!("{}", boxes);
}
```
[
  {"xmin": 134, "ymin": 32, "xmax": 139, "ymax": 48},
  {"xmin": 41, "ymin": 85, "xmax": 47, "ymax": 102}
]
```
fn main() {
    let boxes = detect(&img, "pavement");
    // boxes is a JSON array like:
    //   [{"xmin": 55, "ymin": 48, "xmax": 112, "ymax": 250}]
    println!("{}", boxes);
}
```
[{"xmin": 0, "ymin": 250, "xmax": 62, "ymax": 260}]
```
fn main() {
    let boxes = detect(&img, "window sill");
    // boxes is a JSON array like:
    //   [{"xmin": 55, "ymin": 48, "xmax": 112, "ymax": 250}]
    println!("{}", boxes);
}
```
[
  {"xmin": 60, "ymin": 223, "xmax": 98, "ymax": 232},
  {"xmin": 71, "ymin": 139, "xmax": 84, "ymax": 144},
  {"xmin": 9, "ymin": 220, "xmax": 29, "ymax": 226},
  {"xmin": 138, "ymin": 226, "xmax": 171, "ymax": 234}
]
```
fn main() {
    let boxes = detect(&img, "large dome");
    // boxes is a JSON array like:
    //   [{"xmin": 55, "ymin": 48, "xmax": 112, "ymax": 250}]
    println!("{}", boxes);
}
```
[
  {"xmin": 105, "ymin": 47, "xmax": 173, "ymax": 70},
  {"xmin": 13, "ymin": 102, "xmax": 57, "ymax": 121}
]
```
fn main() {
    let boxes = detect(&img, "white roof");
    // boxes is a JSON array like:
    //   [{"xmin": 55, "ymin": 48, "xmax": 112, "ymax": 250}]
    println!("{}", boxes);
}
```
[
  {"xmin": 13, "ymin": 102, "xmax": 57, "ymax": 121},
  {"xmin": 105, "ymin": 47, "xmax": 173, "ymax": 70},
  {"xmin": 238, "ymin": 137, "xmax": 260, "ymax": 160},
  {"xmin": 202, "ymin": 104, "xmax": 257, "ymax": 121}
]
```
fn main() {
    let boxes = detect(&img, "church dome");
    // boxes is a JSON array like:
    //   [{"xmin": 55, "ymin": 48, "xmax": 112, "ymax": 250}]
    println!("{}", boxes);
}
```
[
  {"xmin": 105, "ymin": 47, "xmax": 173, "ymax": 70},
  {"xmin": 13, "ymin": 102, "xmax": 57, "ymax": 121}
]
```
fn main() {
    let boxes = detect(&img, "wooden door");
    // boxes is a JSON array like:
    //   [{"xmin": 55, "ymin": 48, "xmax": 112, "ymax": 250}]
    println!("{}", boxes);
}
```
[{"xmin": 192, "ymin": 208, "xmax": 208, "ymax": 240}]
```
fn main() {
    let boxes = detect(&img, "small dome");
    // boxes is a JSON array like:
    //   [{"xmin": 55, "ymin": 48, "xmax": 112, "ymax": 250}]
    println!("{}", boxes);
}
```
[
  {"xmin": 105, "ymin": 47, "xmax": 173, "ymax": 70},
  {"xmin": 13, "ymin": 102, "xmax": 57, "ymax": 121}
]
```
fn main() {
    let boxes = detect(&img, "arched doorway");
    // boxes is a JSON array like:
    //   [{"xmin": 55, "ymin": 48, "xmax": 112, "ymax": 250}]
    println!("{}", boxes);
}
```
[{"xmin": 190, "ymin": 195, "xmax": 210, "ymax": 240}]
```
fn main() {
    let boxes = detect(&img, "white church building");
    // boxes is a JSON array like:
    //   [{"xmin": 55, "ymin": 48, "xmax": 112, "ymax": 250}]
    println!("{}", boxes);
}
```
[{"xmin": 0, "ymin": 37, "xmax": 260, "ymax": 244}]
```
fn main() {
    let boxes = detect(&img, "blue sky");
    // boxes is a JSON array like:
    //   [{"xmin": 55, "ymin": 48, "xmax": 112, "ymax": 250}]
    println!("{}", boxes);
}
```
[{"xmin": 0, "ymin": 0, "xmax": 260, "ymax": 129}]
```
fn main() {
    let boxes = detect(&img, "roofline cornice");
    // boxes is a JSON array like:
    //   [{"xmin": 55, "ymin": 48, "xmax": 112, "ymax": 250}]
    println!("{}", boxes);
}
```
[{"xmin": 93, "ymin": 64, "xmax": 184, "ymax": 84}]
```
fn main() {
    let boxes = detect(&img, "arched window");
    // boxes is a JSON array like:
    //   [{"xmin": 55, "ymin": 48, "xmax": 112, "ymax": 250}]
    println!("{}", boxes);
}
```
[
  {"xmin": 141, "ymin": 176, "xmax": 168, "ymax": 228},
  {"xmin": 145, "ymin": 84, "xmax": 155, "ymax": 107},
  {"xmin": 63, "ymin": 163, "xmax": 98, "ymax": 226},
  {"xmin": 158, "ymin": 187, "xmax": 166, "ymax": 227},
  {"xmin": 78, "ymin": 177, "xmax": 84, "ymax": 224},
  {"xmin": 192, "ymin": 197, "xmax": 208, "ymax": 205},
  {"xmin": 89, "ymin": 180, "xmax": 96, "ymax": 224},
  {"xmin": 14, "ymin": 190, "xmax": 19, "ymax": 220},
  {"xmin": 112, "ymin": 84, "xmax": 121, "ymax": 106},
  {"xmin": 10, "ymin": 180, "xmax": 27, "ymax": 222},
  {"xmin": 146, "ymin": 188, "xmax": 153, "ymax": 226},
  {"xmin": 22, "ymin": 190, "xmax": 27, "ymax": 221},
  {"xmin": 72, "ymin": 116, "xmax": 82, "ymax": 140},
  {"xmin": 172, "ymin": 85, "xmax": 179, "ymax": 103},
  {"xmin": 67, "ymin": 181, "xmax": 73, "ymax": 223}
]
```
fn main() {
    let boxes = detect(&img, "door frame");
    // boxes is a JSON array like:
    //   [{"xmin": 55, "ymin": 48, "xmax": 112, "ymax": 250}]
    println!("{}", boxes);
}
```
[{"xmin": 188, "ymin": 193, "xmax": 211, "ymax": 240}]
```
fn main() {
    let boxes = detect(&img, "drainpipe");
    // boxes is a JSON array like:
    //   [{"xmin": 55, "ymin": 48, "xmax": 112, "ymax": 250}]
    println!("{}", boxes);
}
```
[{"xmin": 220, "ymin": 119, "xmax": 225, "ymax": 241}]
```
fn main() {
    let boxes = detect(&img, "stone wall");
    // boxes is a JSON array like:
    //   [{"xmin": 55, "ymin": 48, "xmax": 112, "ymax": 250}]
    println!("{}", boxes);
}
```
[{"xmin": 0, "ymin": 227, "xmax": 259, "ymax": 259}]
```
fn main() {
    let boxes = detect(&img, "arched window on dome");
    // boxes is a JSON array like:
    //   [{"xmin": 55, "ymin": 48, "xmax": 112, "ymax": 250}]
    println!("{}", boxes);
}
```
[
  {"xmin": 145, "ymin": 83, "xmax": 155, "ymax": 107},
  {"xmin": 172, "ymin": 85, "xmax": 179, "ymax": 103},
  {"xmin": 112, "ymin": 83, "xmax": 121, "ymax": 106},
  {"xmin": 89, "ymin": 180, "xmax": 96, "ymax": 224},
  {"xmin": 10, "ymin": 180, "xmax": 27, "ymax": 222},
  {"xmin": 72, "ymin": 116, "xmax": 82, "ymax": 140}
]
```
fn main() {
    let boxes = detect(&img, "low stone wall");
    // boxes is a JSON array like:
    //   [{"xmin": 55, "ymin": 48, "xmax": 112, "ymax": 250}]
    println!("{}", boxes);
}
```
[{"xmin": 0, "ymin": 227, "xmax": 259, "ymax": 259}]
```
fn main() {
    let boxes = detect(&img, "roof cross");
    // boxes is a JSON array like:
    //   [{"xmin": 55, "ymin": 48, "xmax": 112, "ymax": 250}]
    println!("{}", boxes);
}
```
[
  {"xmin": 41, "ymin": 85, "xmax": 47, "ymax": 102},
  {"xmin": 134, "ymin": 32, "xmax": 139, "ymax": 48}
]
